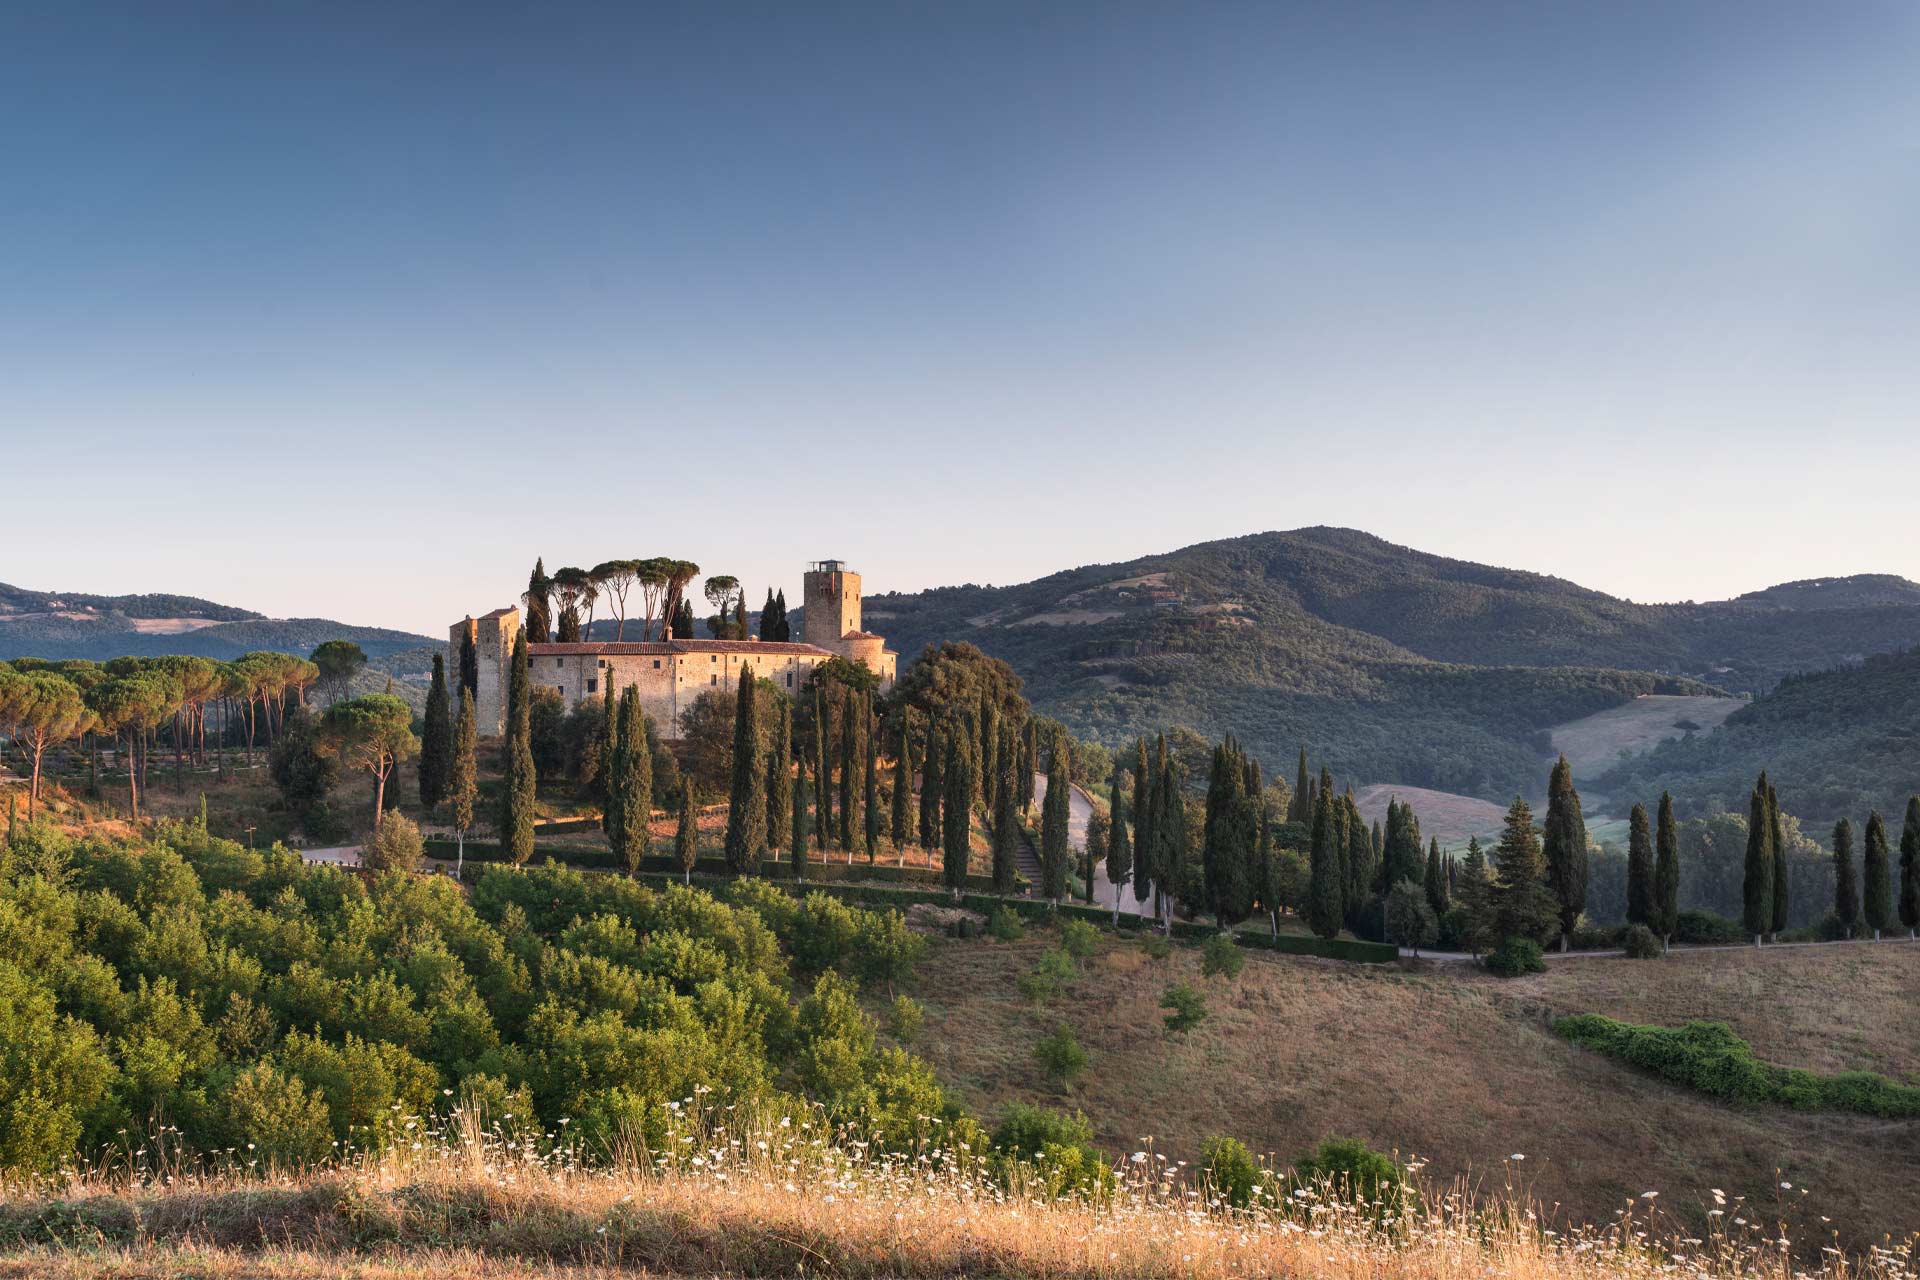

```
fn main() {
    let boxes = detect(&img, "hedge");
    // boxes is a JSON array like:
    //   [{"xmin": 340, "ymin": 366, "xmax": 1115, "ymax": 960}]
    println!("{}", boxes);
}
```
[
  {"xmin": 1553, "ymin": 1014, "xmax": 1920, "ymax": 1118},
  {"xmin": 426, "ymin": 839, "xmax": 1006, "ymax": 891}
]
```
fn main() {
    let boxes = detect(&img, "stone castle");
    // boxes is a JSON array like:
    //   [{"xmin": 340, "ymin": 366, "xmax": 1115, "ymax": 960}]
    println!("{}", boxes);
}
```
[{"xmin": 451, "ymin": 560, "xmax": 896, "ymax": 738}]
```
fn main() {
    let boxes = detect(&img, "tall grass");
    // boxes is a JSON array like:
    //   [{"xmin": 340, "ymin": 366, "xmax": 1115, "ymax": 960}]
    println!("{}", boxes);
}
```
[{"xmin": 2, "ymin": 1099, "xmax": 1912, "ymax": 1279}]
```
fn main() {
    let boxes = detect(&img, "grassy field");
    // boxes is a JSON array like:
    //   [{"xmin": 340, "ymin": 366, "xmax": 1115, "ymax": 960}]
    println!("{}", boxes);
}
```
[
  {"xmin": 1550, "ymin": 695, "xmax": 1745, "ymax": 787},
  {"xmin": 908, "ymin": 927, "xmax": 1920, "ymax": 1251},
  {"xmin": 1353, "ymin": 783, "xmax": 1508, "ymax": 848}
]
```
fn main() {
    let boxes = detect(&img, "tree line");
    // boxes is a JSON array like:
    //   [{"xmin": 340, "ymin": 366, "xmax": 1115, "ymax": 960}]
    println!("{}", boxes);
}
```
[{"xmin": 518, "ymin": 557, "xmax": 794, "ymax": 644}]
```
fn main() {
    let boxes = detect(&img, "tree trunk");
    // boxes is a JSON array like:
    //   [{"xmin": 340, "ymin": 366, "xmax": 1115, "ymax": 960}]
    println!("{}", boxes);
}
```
[
  {"xmin": 1270, "ymin": 910, "xmax": 1279, "ymax": 940},
  {"xmin": 125, "ymin": 733, "xmax": 140, "ymax": 822},
  {"xmin": 372, "ymin": 768, "xmax": 386, "ymax": 833},
  {"xmin": 174, "ymin": 711, "xmax": 186, "ymax": 793},
  {"xmin": 456, "ymin": 829, "xmax": 465, "ymax": 877},
  {"xmin": 28, "ymin": 741, "xmax": 44, "ymax": 821}
]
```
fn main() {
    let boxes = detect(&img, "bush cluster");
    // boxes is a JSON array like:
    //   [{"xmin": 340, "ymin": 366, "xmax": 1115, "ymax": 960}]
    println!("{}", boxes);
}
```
[{"xmin": 1484, "ymin": 936, "xmax": 1545, "ymax": 978}]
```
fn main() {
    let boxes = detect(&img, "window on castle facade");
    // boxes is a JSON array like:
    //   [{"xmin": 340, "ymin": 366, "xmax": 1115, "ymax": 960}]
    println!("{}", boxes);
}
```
[
  {"xmin": 710, "ymin": 674, "xmax": 718, "ymax": 686},
  {"xmin": 587, "ymin": 679, "xmax": 597, "ymax": 693}
]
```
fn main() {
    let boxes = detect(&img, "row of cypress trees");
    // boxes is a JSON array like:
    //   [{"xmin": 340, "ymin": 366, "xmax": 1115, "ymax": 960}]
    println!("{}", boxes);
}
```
[{"xmin": 1821, "ymin": 798, "xmax": 1920, "ymax": 941}]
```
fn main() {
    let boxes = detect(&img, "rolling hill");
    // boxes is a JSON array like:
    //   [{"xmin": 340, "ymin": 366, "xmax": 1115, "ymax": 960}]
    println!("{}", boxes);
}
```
[
  {"xmin": 1597, "ymin": 645, "xmax": 1920, "ymax": 830},
  {"xmin": 0, "ymin": 581, "xmax": 437, "ymax": 663},
  {"xmin": 868, "ymin": 529, "xmax": 1920, "ymax": 803}
]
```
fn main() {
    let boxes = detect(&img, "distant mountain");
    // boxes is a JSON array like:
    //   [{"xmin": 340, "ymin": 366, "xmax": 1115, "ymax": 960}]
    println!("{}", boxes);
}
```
[
  {"xmin": 1598, "ymin": 646, "xmax": 1920, "ymax": 831},
  {"xmin": 867, "ymin": 528, "xmax": 1920, "ymax": 803},
  {"xmin": 0, "ymin": 581, "xmax": 437, "ymax": 663}
]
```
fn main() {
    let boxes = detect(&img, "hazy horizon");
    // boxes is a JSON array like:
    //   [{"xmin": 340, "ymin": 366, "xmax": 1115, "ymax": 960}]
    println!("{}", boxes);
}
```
[{"xmin": 6, "ymin": 2, "xmax": 1918, "ymax": 635}]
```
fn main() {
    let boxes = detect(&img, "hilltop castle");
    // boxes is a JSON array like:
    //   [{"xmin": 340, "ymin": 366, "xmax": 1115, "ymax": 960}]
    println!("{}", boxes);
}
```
[{"xmin": 451, "ymin": 560, "xmax": 896, "ymax": 738}]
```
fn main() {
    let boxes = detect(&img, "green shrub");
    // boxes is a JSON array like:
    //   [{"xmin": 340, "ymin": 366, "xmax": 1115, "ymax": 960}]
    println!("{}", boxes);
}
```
[
  {"xmin": 1568, "ymin": 923, "xmax": 1626, "ymax": 951},
  {"xmin": 1141, "ymin": 934, "xmax": 1172, "ymax": 961},
  {"xmin": 362, "ymin": 813, "xmax": 424, "ymax": 874},
  {"xmin": 850, "ymin": 908, "xmax": 928, "ymax": 989},
  {"xmin": 1201, "ymin": 933, "xmax": 1244, "ymax": 980},
  {"xmin": 1286, "ymin": 1136, "xmax": 1409, "ymax": 1213},
  {"xmin": 886, "ymin": 995, "xmax": 924, "ymax": 1043},
  {"xmin": 1622, "ymin": 924, "xmax": 1662, "ymax": 959},
  {"xmin": 1201, "ymin": 1134, "xmax": 1272, "ymax": 1209},
  {"xmin": 1058, "ymin": 918, "xmax": 1099, "ymax": 958},
  {"xmin": 789, "ymin": 893, "xmax": 860, "ymax": 974},
  {"xmin": 1484, "ymin": 936, "xmax": 1545, "ymax": 977},
  {"xmin": 1160, "ymin": 982, "xmax": 1207, "ymax": 1034},
  {"xmin": 1017, "ymin": 948, "xmax": 1078, "ymax": 1003},
  {"xmin": 1034, "ymin": 1024, "xmax": 1088, "ymax": 1085},
  {"xmin": 987, "ymin": 1104, "xmax": 1113, "ymax": 1200},
  {"xmin": 1553, "ymin": 1014, "xmax": 1920, "ymax": 1118},
  {"xmin": 1674, "ymin": 909, "xmax": 1745, "ymax": 945},
  {"xmin": 987, "ymin": 906, "xmax": 1026, "ymax": 942}
]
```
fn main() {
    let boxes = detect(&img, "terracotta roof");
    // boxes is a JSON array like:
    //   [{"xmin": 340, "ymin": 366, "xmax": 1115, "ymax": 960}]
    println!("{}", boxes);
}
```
[
  {"xmin": 479, "ymin": 606, "xmax": 518, "ymax": 619},
  {"xmin": 841, "ymin": 630, "xmax": 883, "ymax": 640},
  {"xmin": 531, "ymin": 639, "xmax": 836, "ymax": 658}
]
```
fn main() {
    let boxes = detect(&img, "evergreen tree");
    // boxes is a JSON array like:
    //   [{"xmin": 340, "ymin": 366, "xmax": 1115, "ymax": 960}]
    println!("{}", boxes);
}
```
[
  {"xmin": 758, "ymin": 589, "xmax": 777, "ymax": 641},
  {"xmin": 863, "ymin": 705, "xmax": 880, "ymax": 860},
  {"xmin": 1541, "ymin": 755, "xmax": 1589, "ymax": 951},
  {"xmin": 979, "ymin": 696, "xmax": 999, "ymax": 813},
  {"xmin": 457, "ymin": 623, "xmax": 479, "ymax": 701},
  {"xmin": 1041, "ymin": 736, "xmax": 1071, "ymax": 902},
  {"xmin": 1151, "ymin": 754, "xmax": 1188, "ymax": 930},
  {"xmin": 1493, "ymin": 796, "xmax": 1557, "ymax": 946},
  {"xmin": 723, "ymin": 672, "xmax": 766, "ymax": 873},
  {"xmin": 1106, "ymin": 760, "xmax": 1131, "ymax": 924},
  {"xmin": 1344, "ymin": 792, "xmax": 1373, "ymax": 920},
  {"xmin": 1383, "ymin": 797, "xmax": 1424, "ymax": 890},
  {"xmin": 814, "ymin": 687, "xmax": 832, "ymax": 854},
  {"xmin": 734, "ymin": 595, "xmax": 748, "ymax": 641},
  {"xmin": 1019, "ymin": 719, "xmax": 1038, "ymax": 814},
  {"xmin": 1625, "ymin": 803, "xmax": 1653, "ymax": 926},
  {"xmin": 1131, "ymin": 738, "xmax": 1154, "ymax": 906},
  {"xmin": 892, "ymin": 721, "xmax": 914, "ymax": 858},
  {"xmin": 1832, "ymin": 817, "xmax": 1860, "ymax": 936},
  {"xmin": 942, "ymin": 735, "xmax": 971, "ymax": 893},
  {"xmin": 1454, "ymin": 836, "xmax": 1495, "ymax": 955},
  {"xmin": 918, "ymin": 718, "xmax": 942, "ymax": 851},
  {"xmin": 991, "ymin": 756, "xmax": 1020, "ymax": 895},
  {"xmin": 765, "ymin": 696, "xmax": 791, "ymax": 856},
  {"xmin": 449, "ymin": 688, "xmax": 478, "ymax": 872},
  {"xmin": 597, "ymin": 679, "xmax": 617, "ymax": 820},
  {"xmin": 499, "ymin": 633, "xmax": 536, "ymax": 866},
  {"xmin": 1306, "ymin": 782, "xmax": 1343, "ymax": 939},
  {"xmin": 1424, "ymin": 838, "xmax": 1448, "ymax": 916},
  {"xmin": 1742, "ymin": 774, "xmax": 1773, "ymax": 944},
  {"xmin": 523, "ymin": 559, "xmax": 552, "ymax": 644},
  {"xmin": 839, "ymin": 692, "xmax": 860, "ymax": 853},
  {"xmin": 1652, "ymin": 792, "xmax": 1680, "ymax": 947},
  {"xmin": 418, "ymin": 654, "xmax": 452, "ymax": 810},
  {"xmin": 610, "ymin": 687, "xmax": 652, "ymax": 875},
  {"xmin": 791, "ymin": 754, "xmax": 810, "ymax": 879},
  {"xmin": 1900, "ymin": 796, "xmax": 1920, "ymax": 939},
  {"xmin": 1863, "ymin": 809, "xmax": 1893, "ymax": 938},
  {"xmin": 675, "ymin": 781, "xmax": 698, "ymax": 883},
  {"xmin": 1288, "ymin": 746, "xmax": 1310, "ymax": 824},
  {"xmin": 774, "ymin": 589, "xmax": 791, "ymax": 641},
  {"xmin": 1768, "ymin": 782, "xmax": 1789, "ymax": 938}
]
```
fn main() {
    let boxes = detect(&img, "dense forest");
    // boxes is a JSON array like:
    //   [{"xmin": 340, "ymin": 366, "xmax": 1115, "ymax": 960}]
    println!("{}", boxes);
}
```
[{"xmin": 1599, "ymin": 647, "xmax": 1920, "ymax": 831}]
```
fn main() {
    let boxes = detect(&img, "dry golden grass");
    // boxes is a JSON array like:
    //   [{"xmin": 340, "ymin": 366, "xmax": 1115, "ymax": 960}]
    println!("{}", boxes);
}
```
[
  {"xmin": 910, "ymin": 931, "xmax": 1920, "ymax": 1253},
  {"xmin": 2, "ymin": 1106, "xmax": 1912, "ymax": 1280},
  {"xmin": 1548, "ymin": 695, "xmax": 1746, "ymax": 782}
]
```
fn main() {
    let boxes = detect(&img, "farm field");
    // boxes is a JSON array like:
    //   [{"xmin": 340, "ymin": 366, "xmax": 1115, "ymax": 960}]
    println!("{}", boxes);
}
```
[{"xmin": 1550, "ymin": 694, "xmax": 1746, "ymax": 784}]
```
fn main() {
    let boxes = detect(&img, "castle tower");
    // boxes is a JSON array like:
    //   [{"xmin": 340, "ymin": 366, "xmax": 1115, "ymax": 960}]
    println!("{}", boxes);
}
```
[
  {"xmin": 803, "ymin": 560, "xmax": 861, "ymax": 651},
  {"xmin": 449, "ymin": 605, "xmax": 521, "ymax": 736}
]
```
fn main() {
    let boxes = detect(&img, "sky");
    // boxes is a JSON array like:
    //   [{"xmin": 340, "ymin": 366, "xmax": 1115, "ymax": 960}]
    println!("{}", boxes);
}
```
[{"xmin": 4, "ymin": 1, "xmax": 1918, "ymax": 636}]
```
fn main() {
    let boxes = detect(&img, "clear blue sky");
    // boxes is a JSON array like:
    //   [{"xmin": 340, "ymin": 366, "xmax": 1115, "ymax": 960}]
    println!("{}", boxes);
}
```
[{"xmin": 5, "ymin": 2, "xmax": 1917, "ymax": 635}]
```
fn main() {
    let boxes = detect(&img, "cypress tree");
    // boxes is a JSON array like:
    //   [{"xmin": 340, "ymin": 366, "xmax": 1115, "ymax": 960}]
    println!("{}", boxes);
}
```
[
  {"xmin": 1493, "ymin": 796, "xmax": 1557, "ymax": 947},
  {"xmin": 1288, "ymin": 746, "xmax": 1310, "ymax": 824},
  {"xmin": 1832, "ymin": 818, "xmax": 1860, "ymax": 936},
  {"xmin": 1019, "ymin": 720, "xmax": 1038, "ymax": 813},
  {"xmin": 1151, "ymin": 754, "xmax": 1188, "ymax": 930},
  {"xmin": 775, "ymin": 589, "xmax": 791, "ymax": 641},
  {"xmin": 758, "ymin": 589, "xmax": 777, "ymax": 641},
  {"xmin": 839, "ymin": 692, "xmax": 860, "ymax": 854},
  {"xmin": 499, "ymin": 633, "xmax": 536, "ymax": 866},
  {"xmin": 1131, "ymin": 739, "xmax": 1154, "ymax": 906},
  {"xmin": 1742, "ymin": 775, "xmax": 1773, "ymax": 944},
  {"xmin": 1899, "ymin": 796, "xmax": 1920, "ymax": 939},
  {"xmin": 1041, "ymin": 736, "xmax": 1071, "ymax": 902},
  {"xmin": 458, "ymin": 624, "xmax": 479, "ymax": 701},
  {"xmin": 611, "ymin": 687, "xmax": 651, "ymax": 875},
  {"xmin": 1203, "ymin": 741, "xmax": 1236, "ymax": 918},
  {"xmin": 734, "ymin": 595, "xmax": 748, "ymax": 641},
  {"xmin": 449, "ymin": 688, "xmax": 477, "ymax": 871},
  {"xmin": 1106, "ymin": 760, "xmax": 1131, "ymax": 924},
  {"xmin": 598, "ymin": 678, "xmax": 617, "ymax": 817},
  {"xmin": 1424, "ymin": 838, "xmax": 1448, "ymax": 916},
  {"xmin": 942, "ymin": 734, "xmax": 971, "ymax": 894},
  {"xmin": 1541, "ymin": 755, "xmax": 1589, "ymax": 951},
  {"xmin": 524, "ymin": 559, "xmax": 552, "ymax": 644},
  {"xmin": 863, "ymin": 705, "xmax": 880, "ymax": 860},
  {"xmin": 891, "ymin": 721, "xmax": 914, "ymax": 859},
  {"xmin": 723, "ymin": 672, "xmax": 765, "ymax": 873},
  {"xmin": 991, "ymin": 756, "xmax": 1020, "ymax": 895},
  {"xmin": 1306, "ymin": 782, "xmax": 1342, "ymax": 939},
  {"xmin": 1768, "ymin": 783, "xmax": 1789, "ymax": 939},
  {"xmin": 419, "ymin": 653, "xmax": 451, "ymax": 810},
  {"xmin": 791, "ymin": 754, "xmax": 810, "ymax": 879},
  {"xmin": 1625, "ymin": 803, "xmax": 1653, "ymax": 926},
  {"xmin": 765, "ymin": 696, "xmax": 790, "ymax": 856},
  {"xmin": 1652, "ymin": 792, "xmax": 1680, "ymax": 947},
  {"xmin": 979, "ymin": 696, "xmax": 999, "ymax": 812},
  {"xmin": 1863, "ymin": 809, "xmax": 1893, "ymax": 938},
  {"xmin": 675, "ymin": 781, "xmax": 698, "ymax": 883},
  {"xmin": 1344, "ymin": 792, "xmax": 1373, "ymax": 919},
  {"xmin": 918, "ymin": 718, "xmax": 941, "ymax": 851},
  {"xmin": 814, "ymin": 688, "xmax": 831, "ymax": 853}
]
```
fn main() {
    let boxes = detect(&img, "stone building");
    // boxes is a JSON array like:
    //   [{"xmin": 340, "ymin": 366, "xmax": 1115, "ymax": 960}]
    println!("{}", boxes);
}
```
[{"xmin": 450, "ymin": 559, "xmax": 897, "ymax": 738}]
